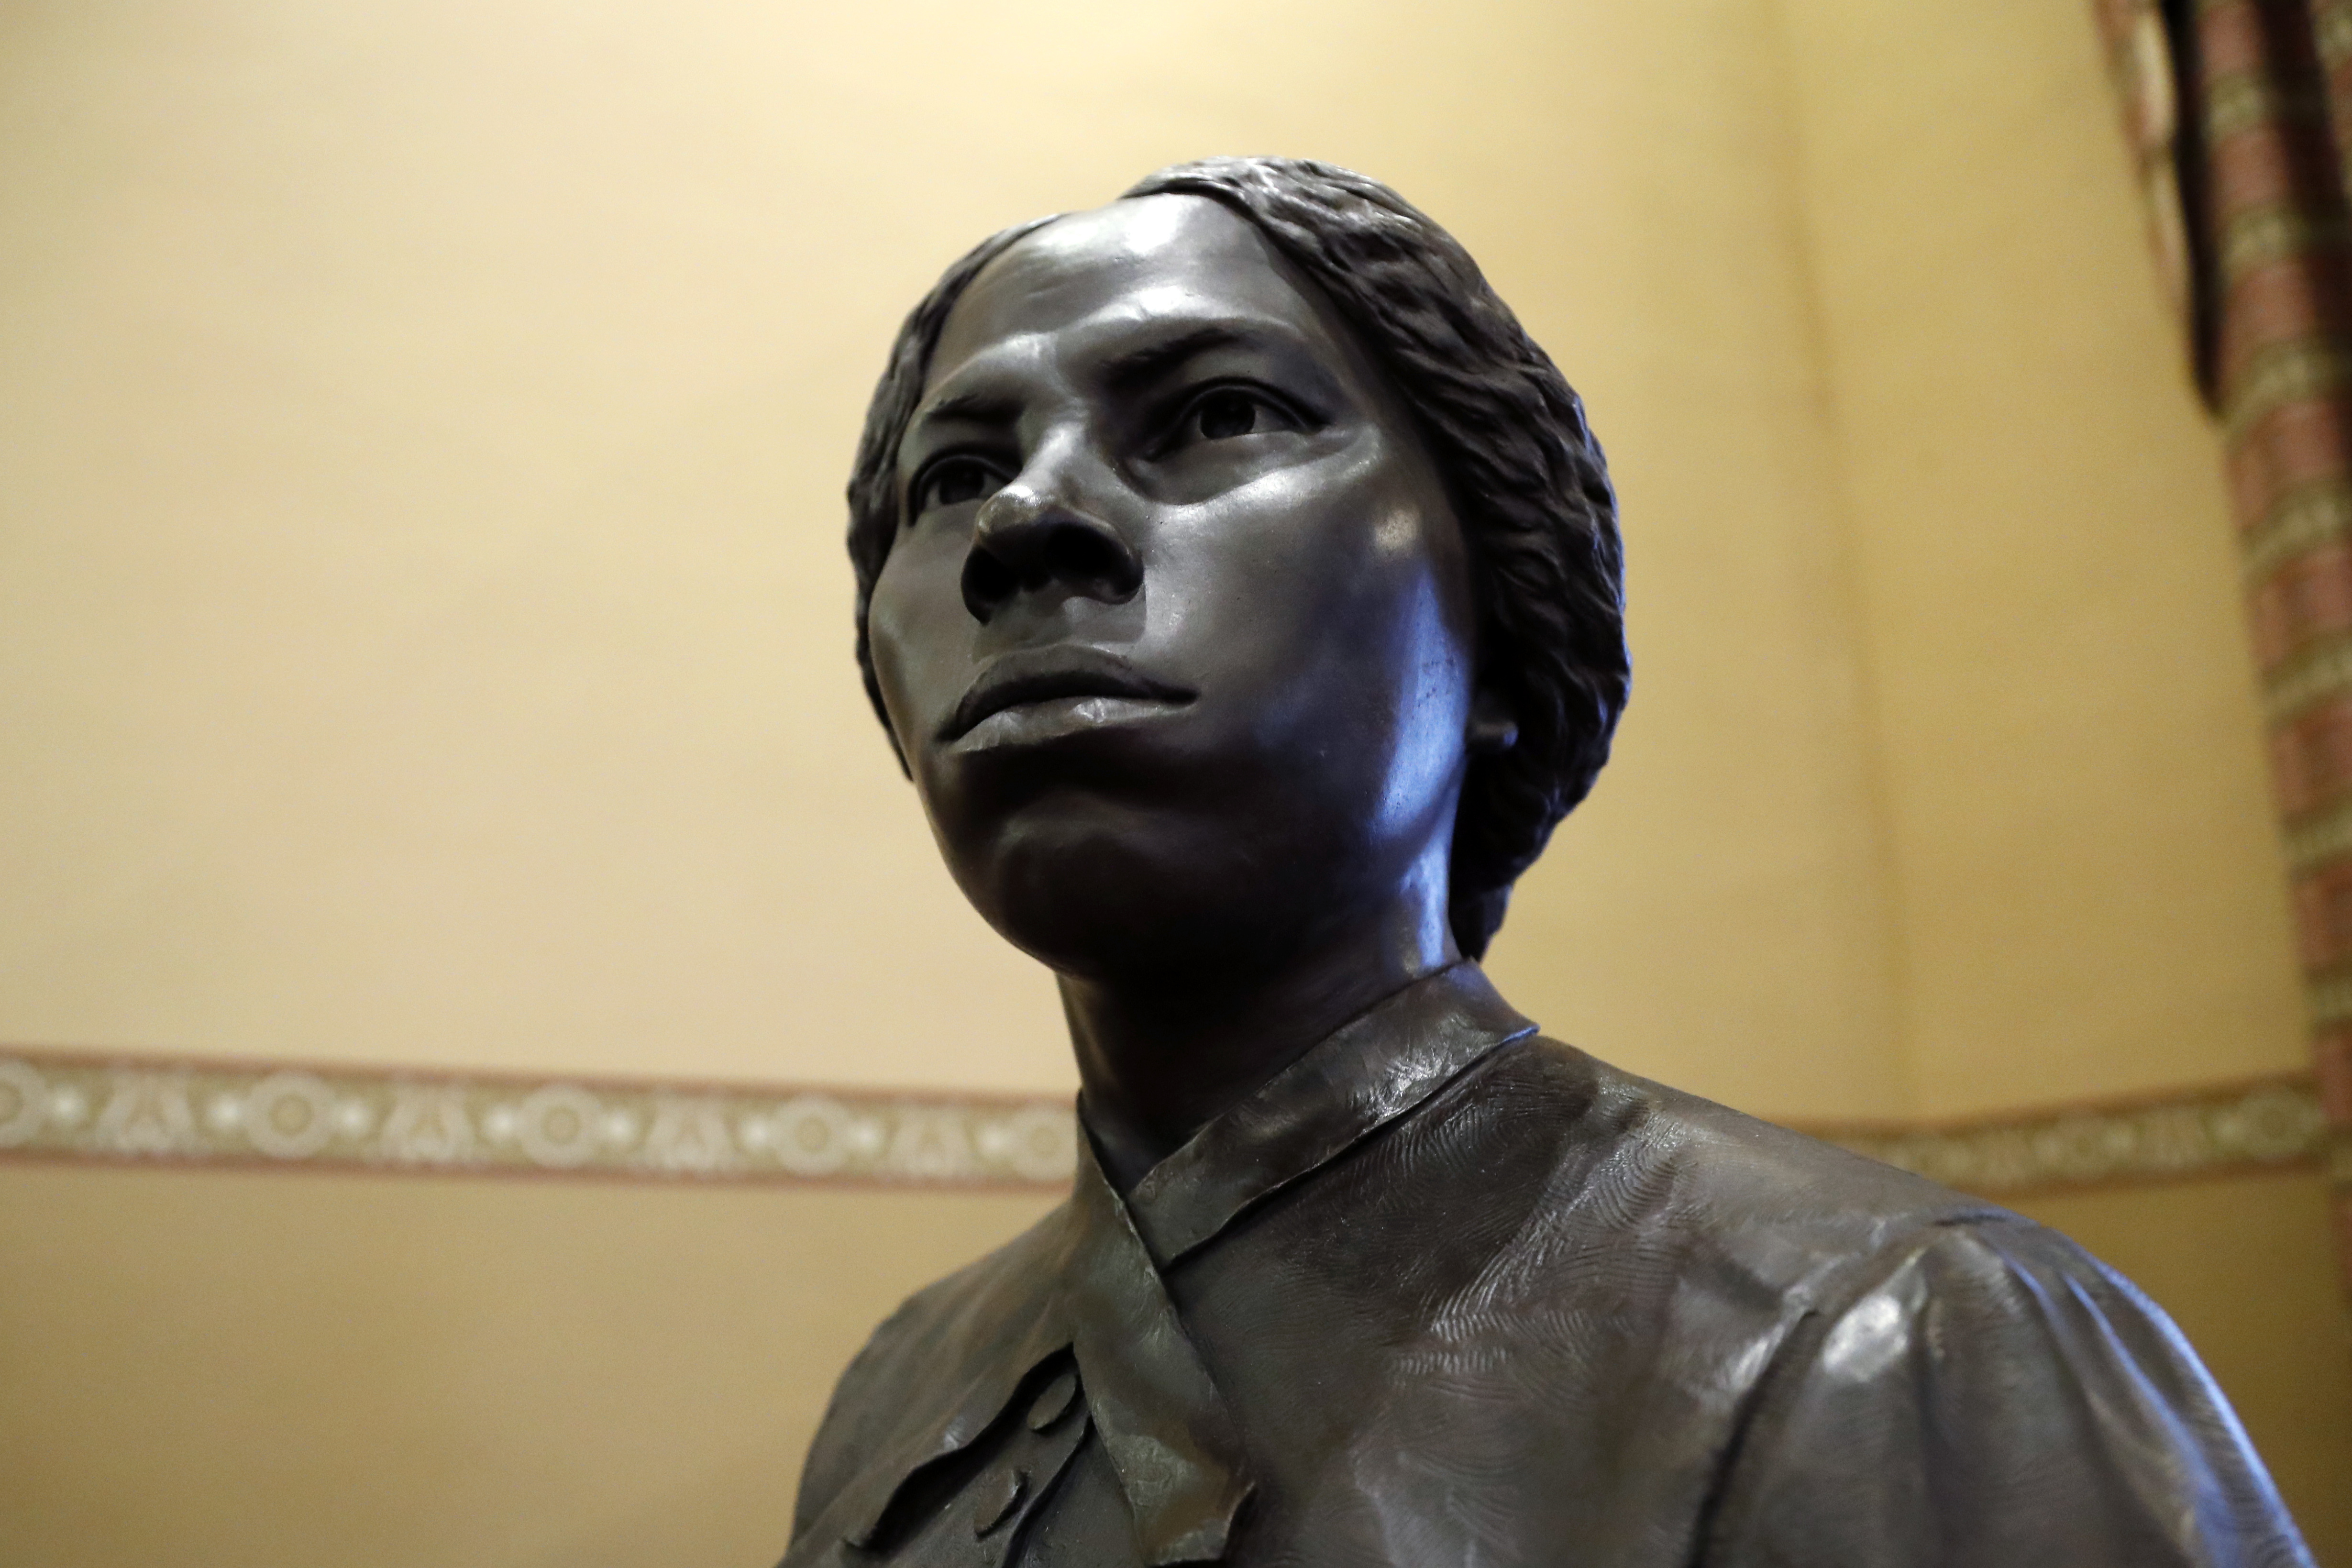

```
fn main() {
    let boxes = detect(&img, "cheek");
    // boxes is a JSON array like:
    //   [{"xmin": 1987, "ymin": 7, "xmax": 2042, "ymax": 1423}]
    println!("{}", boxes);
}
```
[
  {"xmin": 1171, "ymin": 469, "xmax": 1475, "ymax": 771},
  {"xmin": 1276, "ymin": 467, "xmax": 1478, "ymax": 810},
  {"xmin": 1370, "ymin": 498, "xmax": 1430, "ymax": 561},
  {"xmin": 866, "ymin": 538, "xmax": 969, "ymax": 736},
  {"xmin": 1373, "ymin": 567, "xmax": 1477, "ymax": 836},
  {"xmin": 1213, "ymin": 461, "xmax": 1471, "ymax": 674}
]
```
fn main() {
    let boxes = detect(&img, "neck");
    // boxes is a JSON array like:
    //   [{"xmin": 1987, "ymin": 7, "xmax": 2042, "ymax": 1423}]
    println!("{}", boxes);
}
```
[{"xmin": 1065, "ymin": 884, "xmax": 1460, "ymax": 1193}]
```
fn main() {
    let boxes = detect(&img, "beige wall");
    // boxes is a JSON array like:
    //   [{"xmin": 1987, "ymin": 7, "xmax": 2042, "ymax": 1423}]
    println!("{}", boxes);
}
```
[
  {"xmin": 0, "ymin": 0, "xmax": 1911, "ymax": 1117},
  {"xmin": 1776, "ymin": 0, "xmax": 2309, "ymax": 1116},
  {"xmin": 0, "ymin": 1164, "xmax": 1060, "ymax": 1568}
]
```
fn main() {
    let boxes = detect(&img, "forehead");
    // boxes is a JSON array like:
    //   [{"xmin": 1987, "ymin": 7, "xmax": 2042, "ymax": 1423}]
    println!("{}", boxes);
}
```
[{"xmin": 924, "ymin": 195, "xmax": 1353, "ymax": 395}]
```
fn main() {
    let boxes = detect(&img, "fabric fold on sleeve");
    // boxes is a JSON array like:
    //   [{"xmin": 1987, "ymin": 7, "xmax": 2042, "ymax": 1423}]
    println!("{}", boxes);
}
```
[{"xmin": 1703, "ymin": 1217, "xmax": 2315, "ymax": 1568}]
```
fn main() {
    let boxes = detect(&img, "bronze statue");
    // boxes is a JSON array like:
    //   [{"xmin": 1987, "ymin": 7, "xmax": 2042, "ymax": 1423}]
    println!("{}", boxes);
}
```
[{"xmin": 783, "ymin": 158, "xmax": 2313, "ymax": 1568}]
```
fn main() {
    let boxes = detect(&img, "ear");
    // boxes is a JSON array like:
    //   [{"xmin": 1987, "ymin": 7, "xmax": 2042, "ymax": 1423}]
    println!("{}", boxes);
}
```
[{"xmin": 1467, "ymin": 683, "xmax": 1519, "ymax": 757}]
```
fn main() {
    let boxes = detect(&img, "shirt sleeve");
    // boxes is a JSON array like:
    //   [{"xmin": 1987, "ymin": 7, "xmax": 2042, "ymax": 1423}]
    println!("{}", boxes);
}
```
[{"xmin": 1702, "ymin": 1217, "xmax": 2315, "ymax": 1568}]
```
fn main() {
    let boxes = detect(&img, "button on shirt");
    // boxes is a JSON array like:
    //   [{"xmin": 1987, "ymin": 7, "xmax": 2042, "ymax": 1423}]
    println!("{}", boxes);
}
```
[{"xmin": 782, "ymin": 963, "xmax": 2313, "ymax": 1568}]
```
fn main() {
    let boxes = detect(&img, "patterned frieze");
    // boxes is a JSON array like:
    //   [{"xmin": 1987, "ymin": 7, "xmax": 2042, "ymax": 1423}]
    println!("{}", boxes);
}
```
[
  {"xmin": 0, "ymin": 1048, "xmax": 2326, "ymax": 1198},
  {"xmin": 1811, "ymin": 1076, "xmax": 2327, "ymax": 1196},
  {"xmin": 0, "ymin": 1051, "xmax": 1076, "ymax": 1188}
]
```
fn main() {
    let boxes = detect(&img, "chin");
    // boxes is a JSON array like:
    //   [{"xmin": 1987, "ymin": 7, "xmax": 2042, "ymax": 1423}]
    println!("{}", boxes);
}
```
[{"xmin": 951, "ymin": 795, "xmax": 1322, "ymax": 984}]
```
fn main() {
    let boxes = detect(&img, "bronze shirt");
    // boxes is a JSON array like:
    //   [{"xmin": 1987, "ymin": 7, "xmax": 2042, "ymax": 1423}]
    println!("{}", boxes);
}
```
[{"xmin": 783, "ymin": 964, "xmax": 2313, "ymax": 1568}]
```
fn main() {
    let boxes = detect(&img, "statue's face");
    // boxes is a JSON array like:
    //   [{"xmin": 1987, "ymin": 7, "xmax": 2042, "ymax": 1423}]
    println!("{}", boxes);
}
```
[{"xmin": 867, "ymin": 195, "xmax": 1480, "ymax": 979}]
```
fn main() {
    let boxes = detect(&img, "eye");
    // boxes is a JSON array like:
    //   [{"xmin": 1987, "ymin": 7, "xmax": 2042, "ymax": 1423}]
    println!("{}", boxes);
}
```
[
  {"xmin": 915, "ymin": 456, "xmax": 1004, "ymax": 516},
  {"xmin": 1180, "ymin": 386, "xmax": 1297, "ymax": 444}
]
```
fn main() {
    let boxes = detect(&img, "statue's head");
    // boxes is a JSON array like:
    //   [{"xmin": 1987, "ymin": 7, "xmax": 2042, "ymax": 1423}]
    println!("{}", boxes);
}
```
[{"xmin": 848, "ymin": 157, "xmax": 1627, "ymax": 982}]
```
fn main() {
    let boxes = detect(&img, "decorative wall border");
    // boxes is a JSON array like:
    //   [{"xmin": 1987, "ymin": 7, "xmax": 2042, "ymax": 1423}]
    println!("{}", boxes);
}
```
[
  {"xmin": 0, "ymin": 1047, "xmax": 2328, "ymax": 1198},
  {"xmin": 1803, "ymin": 1074, "xmax": 2331, "ymax": 1198},
  {"xmin": 0, "ymin": 1049, "xmax": 1077, "ymax": 1189}
]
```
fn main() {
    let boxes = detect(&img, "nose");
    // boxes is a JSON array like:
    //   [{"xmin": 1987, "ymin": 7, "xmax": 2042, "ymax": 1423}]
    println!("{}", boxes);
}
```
[{"xmin": 961, "ymin": 483, "xmax": 1143, "ymax": 624}]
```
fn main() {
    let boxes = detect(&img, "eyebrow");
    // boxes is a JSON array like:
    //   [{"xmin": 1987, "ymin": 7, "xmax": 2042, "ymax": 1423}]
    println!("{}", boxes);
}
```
[
  {"xmin": 911, "ymin": 386, "xmax": 1022, "ymax": 430},
  {"xmin": 907, "ymin": 317, "xmax": 1317, "ymax": 443},
  {"xmin": 1095, "ymin": 323, "xmax": 1270, "ymax": 390}
]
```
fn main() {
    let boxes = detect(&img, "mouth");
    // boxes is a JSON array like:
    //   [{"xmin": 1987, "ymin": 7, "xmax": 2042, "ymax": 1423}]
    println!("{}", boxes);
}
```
[{"xmin": 943, "ymin": 646, "xmax": 1195, "ymax": 742}]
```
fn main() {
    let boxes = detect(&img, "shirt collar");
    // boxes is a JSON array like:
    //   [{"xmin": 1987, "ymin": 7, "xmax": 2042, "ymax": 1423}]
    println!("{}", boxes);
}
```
[
  {"xmin": 821, "ymin": 961, "xmax": 1535, "ymax": 1565},
  {"xmin": 1115, "ymin": 960, "xmax": 1537, "ymax": 1269}
]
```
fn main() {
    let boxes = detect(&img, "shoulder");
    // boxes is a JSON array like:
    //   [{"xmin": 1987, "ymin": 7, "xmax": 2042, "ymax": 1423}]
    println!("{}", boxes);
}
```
[
  {"xmin": 1443, "ymin": 1043, "xmax": 2308, "ymax": 1561},
  {"xmin": 1706, "ymin": 1216, "xmax": 2312, "ymax": 1565},
  {"xmin": 788, "ymin": 1199, "xmax": 1070, "ymax": 1540},
  {"xmin": 1447, "ymin": 1034, "xmax": 2003, "ymax": 1299}
]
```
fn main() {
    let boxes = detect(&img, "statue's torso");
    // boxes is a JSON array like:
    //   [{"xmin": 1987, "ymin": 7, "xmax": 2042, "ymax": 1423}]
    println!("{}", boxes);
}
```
[{"xmin": 785, "ymin": 970, "xmax": 2310, "ymax": 1568}]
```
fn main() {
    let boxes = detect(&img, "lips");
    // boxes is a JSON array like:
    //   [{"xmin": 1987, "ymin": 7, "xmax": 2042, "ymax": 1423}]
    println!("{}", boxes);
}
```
[{"xmin": 943, "ymin": 646, "xmax": 1194, "ymax": 741}]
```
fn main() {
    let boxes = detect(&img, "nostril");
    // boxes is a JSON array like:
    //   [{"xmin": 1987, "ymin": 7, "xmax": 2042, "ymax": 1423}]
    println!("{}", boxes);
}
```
[
  {"xmin": 961, "ymin": 506, "xmax": 1142, "ymax": 620},
  {"xmin": 1044, "ymin": 523, "xmax": 1141, "ymax": 600},
  {"xmin": 961, "ymin": 547, "xmax": 1018, "ymax": 620}
]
